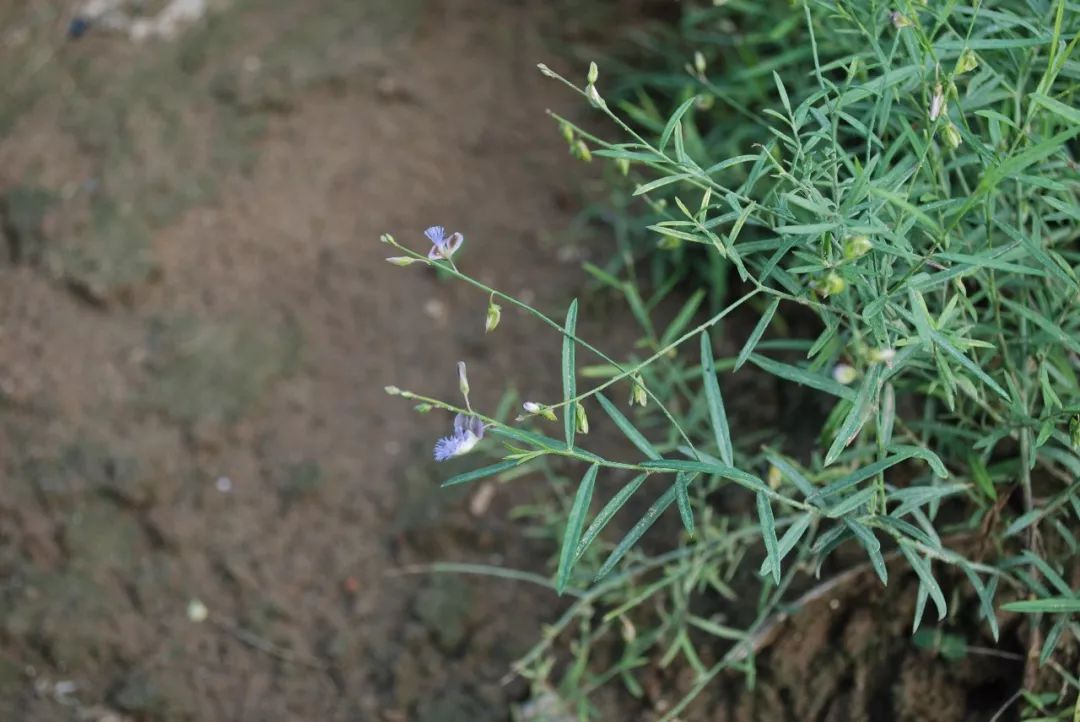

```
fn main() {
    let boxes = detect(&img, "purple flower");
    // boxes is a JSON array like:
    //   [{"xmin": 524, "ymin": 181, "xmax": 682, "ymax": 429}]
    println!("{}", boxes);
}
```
[
  {"xmin": 425, "ymin": 226, "xmax": 464, "ymax": 260},
  {"xmin": 433, "ymin": 413, "xmax": 485, "ymax": 461}
]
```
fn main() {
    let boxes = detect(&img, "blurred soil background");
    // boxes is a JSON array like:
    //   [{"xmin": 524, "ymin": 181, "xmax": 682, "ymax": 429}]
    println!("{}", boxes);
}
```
[{"xmin": 0, "ymin": 0, "xmax": 622, "ymax": 719}]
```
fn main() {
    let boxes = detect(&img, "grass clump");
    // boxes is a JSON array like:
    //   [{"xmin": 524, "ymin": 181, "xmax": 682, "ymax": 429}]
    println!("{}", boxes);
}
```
[{"xmin": 386, "ymin": 0, "xmax": 1080, "ymax": 717}]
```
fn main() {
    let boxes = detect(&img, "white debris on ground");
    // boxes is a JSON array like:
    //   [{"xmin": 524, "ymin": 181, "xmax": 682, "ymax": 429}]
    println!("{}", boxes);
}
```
[{"xmin": 75, "ymin": 0, "xmax": 217, "ymax": 41}]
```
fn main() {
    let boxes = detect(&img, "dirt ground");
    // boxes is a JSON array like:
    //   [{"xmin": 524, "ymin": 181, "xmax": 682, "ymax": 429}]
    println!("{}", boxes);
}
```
[
  {"xmin": 0, "ymin": 1, "xmax": 1043, "ymax": 721},
  {"xmin": 0, "ymin": 1, "xmax": 610, "ymax": 719}
]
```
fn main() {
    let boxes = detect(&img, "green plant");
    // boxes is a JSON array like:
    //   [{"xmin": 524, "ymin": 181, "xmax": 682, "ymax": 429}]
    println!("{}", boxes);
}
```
[{"xmin": 386, "ymin": 0, "xmax": 1080, "ymax": 717}]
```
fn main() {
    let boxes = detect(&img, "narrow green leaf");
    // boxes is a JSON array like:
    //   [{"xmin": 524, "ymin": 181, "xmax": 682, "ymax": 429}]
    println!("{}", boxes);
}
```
[
  {"xmin": 556, "ymin": 464, "xmax": 598, "ymax": 595},
  {"xmin": 758, "ymin": 492, "xmax": 780, "ymax": 584},
  {"xmin": 735, "ymin": 298, "xmax": 780, "ymax": 371},
  {"xmin": 574, "ymin": 473, "xmax": 647, "ymax": 562},
  {"xmin": 675, "ymin": 472, "xmax": 696, "ymax": 537},
  {"xmin": 1040, "ymin": 617, "xmax": 1067, "ymax": 665},
  {"xmin": 900, "ymin": 544, "xmax": 948, "ymax": 620},
  {"xmin": 633, "ymin": 173, "xmax": 694, "ymax": 196},
  {"xmin": 759, "ymin": 512, "xmax": 813, "ymax": 578},
  {"xmin": 846, "ymin": 519, "xmax": 887, "ymax": 585},
  {"xmin": 442, "ymin": 459, "xmax": 522, "ymax": 488},
  {"xmin": 1002, "ymin": 597, "xmax": 1080, "ymax": 614},
  {"xmin": 660, "ymin": 290, "xmax": 706, "ymax": 347},
  {"xmin": 825, "ymin": 364, "xmax": 884, "ymax": 465},
  {"xmin": 824, "ymin": 486, "xmax": 876, "ymax": 518},
  {"xmin": 562, "ymin": 299, "xmax": 579, "ymax": 448},
  {"xmin": 701, "ymin": 332, "xmax": 734, "ymax": 466},
  {"xmin": 764, "ymin": 453, "xmax": 818, "ymax": 500},
  {"xmin": 596, "ymin": 393, "xmax": 661, "ymax": 460},
  {"xmin": 749, "ymin": 354, "xmax": 858, "ymax": 401},
  {"xmin": 595, "ymin": 484, "xmax": 678, "ymax": 581},
  {"xmin": 659, "ymin": 96, "xmax": 699, "ymax": 153},
  {"xmin": 931, "ymin": 330, "xmax": 1010, "ymax": 400}
]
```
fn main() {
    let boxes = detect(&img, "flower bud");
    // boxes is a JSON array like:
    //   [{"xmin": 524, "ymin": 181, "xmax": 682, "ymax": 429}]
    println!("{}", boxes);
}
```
[
  {"xmin": 767, "ymin": 465, "xmax": 782, "ymax": 490},
  {"xmin": 485, "ymin": 297, "xmax": 502, "ymax": 333},
  {"xmin": 869, "ymin": 347, "xmax": 896, "ymax": 364},
  {"xmin": 385, "ymin": 385, "xmax": 401, "ymax": 395},
  {"xmin": 630, "ymin": 375, "xmax": 647, "ymax": 407},
  {"xmin": 586, "ymin": 84, "xmax": 605, "ymax": 108},
  {"xmin": 890, "ymin": 11, "xmax": 912, "ymax": 28},
  {"xmin": 457, "ymin": 361, "xmax": 470, "ymax": 398},
  {"xmin": 616, "ymin": 157, "xmax": 630, "ymax": 176},
  {"xmin": 575, "ymin": 401, "xmax": 589, "ymax": 435},
  {"xmin": 929, "ymin": 84, "xmax": 946, "ymax": 121},
  {"xmin": 573, "ymin": 140, "xmax": 592, "ymax": 162},
  {"xmin": 832, "ymin": 363, "xmax": 858, "ymax": 385},
  {"xmin": 956, "ymin": 49, "xmax": 979, "ymax": 74},
  {"xmin": 386, "ymin": 256, "xmax": 421, "ymax": 266},
  {"xmin": 379, "ymin": 233, "xmax": 394, "ymax": 244},
  {"xmin": 537, "ymin": 63, "xmax": 557, "ymax": 78},
  {"xmin": 694, "ymin": 51, "xmax": 707, "ymax": 76},
  {"xmin": 414, "ymin": 403, "xmax": 433, "ymax": 413},
  {"xmin": 560, "ymin": 121, "xmax": 574, "ymax": 144},
  {"xmin": 587, "ymin": 61, "xmax": 599, "ymax": 85},
  {"xmin": 817, "ymin": 272, "xmax": 847, "ymax": 297},
  {"xmin": 942, "ymin": 122, "xmax": 962, "ymax": 150},
  {"xmin": 843, "ymin": 235, "xmax": 872, "ymax": 260}
]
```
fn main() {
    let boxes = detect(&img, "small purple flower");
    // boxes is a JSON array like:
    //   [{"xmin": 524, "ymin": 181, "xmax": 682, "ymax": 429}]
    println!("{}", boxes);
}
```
[
  {"xmin": 433, "ymin": 413, "xmax": 485, "ymax": 461},
  {"xmin": 425, "ymin": 226, "xmax": 464, "ymax": 260}
]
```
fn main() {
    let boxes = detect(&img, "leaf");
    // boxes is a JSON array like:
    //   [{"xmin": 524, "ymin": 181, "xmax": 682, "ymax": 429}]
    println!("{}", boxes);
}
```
[
  {"xmin": 735, "ymin": 298, "xmax": 780, "ymax": 371},
  {"xmin": 773, "ymin": 70, "xmax": 792, "ymax": 115},
  {"xmin": 749, "ymin": 354, "xmax": 858, "ymax": 401},
  {"xmin": 638, "ymin": 459, "xmax": 769, "ymax": 494},
  {"xmin": 562, "ymin": 300, "xmax": 579, "ymax": 448},
  {"xmin": 1002, "ymin": 597, "xmax": 1080, "ymax": 614},
  {"xmin": 659, "ymin": 96, "xmax": 699, "ymax": 153},
  {"xmin": 660, "ymin": 290, "xmax": 706, "ymax": 347},
  {"xmin": 899, "ymin": 544, "xmax": 948, "ymax": 620},
  {"xmin": 764, "ymin": 453, "xmax": 818, "ymax": 500},
  {"xmin": 675, "ymin": 472, "xmax": 696, "ymax": 537},
  {"xmin": 824, "ymin": 486, "xmax": 876, "ymax": 518},
  {"xmin": 759, "ymin": 512, "xmax": 813, "ymax": 579},
  {"xmin": 556, "ymin": 464, "xmax": 598, "ymax": 595},
  {"xmin": 1040, "ymin": 617, "xmax": 1067, "ymax": 665},
  {"xmin": 825, "ymin": 364, "xmax": 884, "ymax": 465},
  {"xmin": 701, "ymin": 332, "xmax": 734, "ymax": 466},
  {"xmin": 595, "ymin": 484, "xmax": 678, "ymax": 581},
  {"xmin": 596, "ymin": 389, "xmax": 660, "ymax": 457},
  {"xmin": 442, "ymin": 459, "xmax": 522, "ymax": 488},
  {"xmin": 758, "ymin": 492, "xmax": 780, "ymax": 584},
  {"xmin": 574, "ymin": 473, "xmax": 647, "ymax": 562},
  {"xmin": 846, "ymin": 520, "xmax": 887, "ymax": 585},
  {"xmin": 633, "ymin": 173, "xmax": 694, "ymax": 196}
]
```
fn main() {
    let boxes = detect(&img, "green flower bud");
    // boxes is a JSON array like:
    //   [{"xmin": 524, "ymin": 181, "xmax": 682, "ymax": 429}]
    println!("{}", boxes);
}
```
[
  {"xmin": 817, "ymin": 272, "xmax": 847, "ymax": 297},
  {"xmin": 956, "ymin": 49, "xmax": 979, "ymax": 74},
  {"xmin": 457, "ymin": 361, "xmax": 470, "ymax": 399},
  {"xmin": 385, "ymin": 385, "xmax": 401, "ymax": 395},
  {"xmin": 693, "ymin": 51, "xmax": 707, "ymax": 75},
  {"xmin": 485, "ymin": 296, "xmax": 502, "ymax": 333},
  {"xmin": 414, "ymin": 403, "xmax": 433, "ymax": 413},
  {"xmin": 843, "ymin": 235, "xmax": 872, "ymax": 260},
  {"xmin": 573, "ymin": 140, "xmax": 592, "ymax": 162},
  {"xmin": 386, "ymin": 256, "xmax": 421, "ymax": 266},
  {"xmin": 560, "ymin": 121, "xmax": 574, "ymax": 144},
  {"xmin": 575, "ymin": 402, "xmax": 589, "ymax": 435},
  {"xmin": 587, "ymin": 61, "xmax": 599, "ymax": 85},
  {"xmin": 630, "ymin": 374, "xmax": 648, "ymax": 407},
  {"xmin": 616, "ymin": 157, "xmax": 630, "ymax": 176},
  {"xmin": 942, "ymin": 122, "xmax": 962, "ymax": 150}
]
